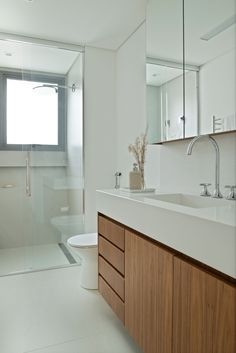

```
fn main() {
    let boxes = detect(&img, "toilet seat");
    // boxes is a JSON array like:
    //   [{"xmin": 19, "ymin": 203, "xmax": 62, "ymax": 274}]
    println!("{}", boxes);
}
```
[{"xmin": 67, "ymin": 233, "xmax": 97, "ymax": 248}]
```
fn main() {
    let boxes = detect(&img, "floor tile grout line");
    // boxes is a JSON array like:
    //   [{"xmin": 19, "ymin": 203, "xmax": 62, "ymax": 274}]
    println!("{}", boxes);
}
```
[{"xmin": 23, "ymin": 328, "xmax": 111, "ymax": 353}]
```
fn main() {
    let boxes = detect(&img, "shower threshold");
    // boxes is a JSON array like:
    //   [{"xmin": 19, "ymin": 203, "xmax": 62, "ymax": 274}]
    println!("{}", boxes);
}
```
[{"xmin": 58, "ymin": 242, "xmax": 77, "ymax": 264}]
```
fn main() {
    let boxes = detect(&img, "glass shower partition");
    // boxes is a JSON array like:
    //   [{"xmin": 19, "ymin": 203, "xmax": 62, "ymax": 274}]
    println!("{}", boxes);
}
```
[{"xmin": 0, "ymin": 37, "xmax": 84, "ymax": 276}]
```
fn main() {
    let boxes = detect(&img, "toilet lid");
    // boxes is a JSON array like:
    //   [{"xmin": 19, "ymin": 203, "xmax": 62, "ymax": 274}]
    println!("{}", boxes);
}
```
[{"xmin": 67, "ymin": 233, "xmax": 97, "ymax": 248}]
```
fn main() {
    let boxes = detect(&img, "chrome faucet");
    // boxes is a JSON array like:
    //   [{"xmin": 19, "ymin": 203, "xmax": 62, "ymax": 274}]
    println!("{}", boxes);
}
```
[
  {"xmin": 186, "ymin": 135, "xmax": 223, "ymax": 198},
  {"xmin": 114, "ymin": 172, "xmax": 122, "ymax": 189}
]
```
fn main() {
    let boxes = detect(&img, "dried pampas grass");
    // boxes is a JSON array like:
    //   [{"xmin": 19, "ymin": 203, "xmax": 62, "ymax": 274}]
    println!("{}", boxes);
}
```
[{"xmin": 128, "ymin": 131, "xmax": 148, "ymax": 188}]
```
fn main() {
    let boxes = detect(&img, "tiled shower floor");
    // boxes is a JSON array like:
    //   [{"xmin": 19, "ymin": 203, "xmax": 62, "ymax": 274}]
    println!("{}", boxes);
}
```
[{"xmin": 0, "ymin": 243, "xmax": 75, "ymax": 275}]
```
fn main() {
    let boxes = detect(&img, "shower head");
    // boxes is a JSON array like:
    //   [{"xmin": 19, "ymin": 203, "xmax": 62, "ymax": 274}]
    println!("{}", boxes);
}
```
[
  {"xmin": 33, "ymin": 84, "xmax": 58, "ymax": 93},
  {"xmin": 33, "ymin": 83, "xmax": 79, "ymax": 93}
]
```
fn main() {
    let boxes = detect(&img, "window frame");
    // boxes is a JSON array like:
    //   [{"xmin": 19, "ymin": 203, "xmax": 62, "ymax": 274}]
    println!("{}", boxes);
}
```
[{"xmin": 0, "ymin": 70, "xmax": 66, "ymax": 151}]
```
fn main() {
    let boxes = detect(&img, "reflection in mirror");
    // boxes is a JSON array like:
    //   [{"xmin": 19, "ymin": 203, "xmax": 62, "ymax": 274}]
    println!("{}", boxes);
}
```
[
  {"xmin": 146, "ymin": 0, "xmax": 198, "ymax": 143},
  {"xmin": 147, "ymin": 60, "xmax": 198, "ymax": 143},
  {"xmin": 147, "ymin": 62, "xmax": 183, "ymax": 143},
  {"xmin": 146, "ymin": 0, "xmax": 235, "ymax": 143},
  {"xmin": 146, "ymin": 0, "xmax": 185, "ymax": 144},
  {"xmin": 146, "ymin": 0, "xmax": 183, "ymax": 62},
  {"xmin": 185, "ymin": 0, "xmax": 236, "ymax": 135}
]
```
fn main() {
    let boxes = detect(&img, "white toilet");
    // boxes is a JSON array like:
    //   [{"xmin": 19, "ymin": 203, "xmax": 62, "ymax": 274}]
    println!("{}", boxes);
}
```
[{"xmin": 67, "ymin": 233, "xmax": 98, "ymax": 289}]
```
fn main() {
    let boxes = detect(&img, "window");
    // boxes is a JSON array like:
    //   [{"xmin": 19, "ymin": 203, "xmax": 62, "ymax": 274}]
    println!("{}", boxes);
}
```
[{"xmin": 0, "ymin": 71, "xmax": 66, "ymax": 151}]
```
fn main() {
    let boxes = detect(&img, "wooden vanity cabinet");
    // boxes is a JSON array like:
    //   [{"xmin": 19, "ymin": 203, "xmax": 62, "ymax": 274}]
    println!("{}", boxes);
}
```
[
  {"xmin": 98, "ymin": 214, "xmax": 236, "ymax": 353},
  {"xmin": 173, "ymin": 257, "xmax": 236, "ymax": 353},
  {"xmin": 125, "ymin": 229, "xmax": 173, "ymax": 353},
  {"xmin": 98, "ymin": 215, "xmax": 125, "ymax": 323}
]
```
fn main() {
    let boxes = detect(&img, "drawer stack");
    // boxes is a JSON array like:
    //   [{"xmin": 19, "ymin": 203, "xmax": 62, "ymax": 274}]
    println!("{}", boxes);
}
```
[{"xmin": 98, "ymin": 214, "xmax": 125, "ymax": 323}]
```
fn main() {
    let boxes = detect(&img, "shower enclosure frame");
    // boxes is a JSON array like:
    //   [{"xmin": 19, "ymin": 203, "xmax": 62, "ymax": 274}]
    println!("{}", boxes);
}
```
[{"xmin": 0, "ymin": 32, "xmax": 85, "ymax": 276}]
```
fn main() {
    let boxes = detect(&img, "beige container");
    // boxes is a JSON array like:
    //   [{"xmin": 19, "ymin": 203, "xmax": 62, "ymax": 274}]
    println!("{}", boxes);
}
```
[{"xmin": 129, "ymin": 163, "xmax": 142, "ymax": 190}]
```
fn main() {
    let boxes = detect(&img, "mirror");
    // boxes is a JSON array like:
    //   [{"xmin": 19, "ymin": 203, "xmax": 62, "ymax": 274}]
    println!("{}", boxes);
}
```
[
  {"xmin": 146, "ymin": 0, "xmax": 185, "ymax": 143},
  {"xmin": 146, "ymin": 59, "xmax": 198, "ymax": 143},
  {"xmin": 146, "ymin": 61, "xmax": 185, "ymax": 143},
  {"xmin": 185, "ymin": 0, "xmax": 236, "ymax": 135},
  {"xmin": 147, "ymin": 0, "xmax": 236, "ymax": 143}
]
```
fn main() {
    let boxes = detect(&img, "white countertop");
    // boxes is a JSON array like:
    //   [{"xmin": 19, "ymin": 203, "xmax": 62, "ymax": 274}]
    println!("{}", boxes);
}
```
[{"xmin": 96, "ymin": 189, "xmax": 236, "ymax": 279}]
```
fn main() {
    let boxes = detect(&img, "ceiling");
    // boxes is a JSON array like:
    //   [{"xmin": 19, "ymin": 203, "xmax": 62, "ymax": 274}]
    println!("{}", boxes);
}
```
[
  {"xmin": 0, "ymin": 0, "xmax": 147, "ymax": 50},
  {"xmin": 0, "ymin": 40, "xmax": 79, "ymax": 73}
]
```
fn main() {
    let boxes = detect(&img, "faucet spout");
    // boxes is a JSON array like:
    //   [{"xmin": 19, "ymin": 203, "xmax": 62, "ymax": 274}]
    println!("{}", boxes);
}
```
[{"xmin": 186, "ymin": 135, "xmax": 223, "ymax": 198}]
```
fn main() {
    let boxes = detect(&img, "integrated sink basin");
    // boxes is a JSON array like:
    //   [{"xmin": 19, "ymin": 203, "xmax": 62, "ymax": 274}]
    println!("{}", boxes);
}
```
[
  {"xmin": 96, "ymin": 189, "xmax": 236, "ymax": 278},
  {"xmin": 145, "ymin": 193, "xmax": 231, "ymax": 208}
]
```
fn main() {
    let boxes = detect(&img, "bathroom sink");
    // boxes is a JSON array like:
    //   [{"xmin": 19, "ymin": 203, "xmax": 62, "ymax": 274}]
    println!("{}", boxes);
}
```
[{"xmin": 145, "ymin": 193, "xmax": 231, "ymax": 208}]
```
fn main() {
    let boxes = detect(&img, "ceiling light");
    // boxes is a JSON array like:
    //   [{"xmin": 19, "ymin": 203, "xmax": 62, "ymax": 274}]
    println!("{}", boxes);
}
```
[{"xmin": 201, "ymin": 14, "xmax": 236, "ymax": 41}]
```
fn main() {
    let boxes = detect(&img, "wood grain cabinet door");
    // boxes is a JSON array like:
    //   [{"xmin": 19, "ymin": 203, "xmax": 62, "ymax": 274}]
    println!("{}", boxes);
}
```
[
  {"xmin": 125, "ymin": 230, "xmax": 173, "ymax": 353},
  {"xmin": 173, "ymin": 257, "xmax": 236, "ymax": 353}
]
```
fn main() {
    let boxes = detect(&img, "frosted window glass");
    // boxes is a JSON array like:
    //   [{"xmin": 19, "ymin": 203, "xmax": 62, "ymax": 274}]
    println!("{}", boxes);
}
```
[{"xmin": 6, "ymin": 79, "xmax": 58, "ymax": 145}]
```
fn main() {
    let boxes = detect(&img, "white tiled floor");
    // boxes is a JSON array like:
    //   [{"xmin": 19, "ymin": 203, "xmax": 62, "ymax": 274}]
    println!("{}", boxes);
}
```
[
  {"xmin": 0, "ymin": 266, "xmax": 142, "ymax": 353},
  {"xmin": 0, "ymin": 244, "xmax": 70, "ymax": 275}
]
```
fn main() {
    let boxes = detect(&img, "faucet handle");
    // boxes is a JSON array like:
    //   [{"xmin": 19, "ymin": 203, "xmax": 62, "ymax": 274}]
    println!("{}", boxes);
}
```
[
  {"xmin": 224, "ymin": 185, "xmax": 236, "ymax": 200},
  {"xmin": 200, "ymin": 183, "xmax": 211, "ymax": 197}
]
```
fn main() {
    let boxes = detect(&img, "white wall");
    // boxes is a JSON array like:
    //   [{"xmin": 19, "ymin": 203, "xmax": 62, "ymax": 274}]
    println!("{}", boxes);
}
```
[
  {"xmin": 116, "ymin": 24, "xmax": 147, "ymax": 187},
  {"xmin": 158, "ymin": 132, "xmax": 236, "ymax": 194},
  {"xmin": 84, "ymin": 46, "xmax": 117, "ymax": 232},
  {"xmin": 116, "ymin": 23, "xmax": 161, "ymax": 189}
]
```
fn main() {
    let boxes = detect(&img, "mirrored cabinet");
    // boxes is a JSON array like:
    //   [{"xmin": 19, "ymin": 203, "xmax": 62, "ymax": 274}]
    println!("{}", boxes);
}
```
[
  {"xmin": 185, "ymin": 0, "xmax": 236, "ymax": 136},
  {"xmin": 147, "ymin": 0, "xmax": 236, "ymax": 144}
]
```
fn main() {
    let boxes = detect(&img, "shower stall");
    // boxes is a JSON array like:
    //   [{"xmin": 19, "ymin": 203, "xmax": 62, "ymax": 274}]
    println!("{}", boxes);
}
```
[{"xmin": 0, "ymin": 35, "xmax": 84, "ymax": 276}]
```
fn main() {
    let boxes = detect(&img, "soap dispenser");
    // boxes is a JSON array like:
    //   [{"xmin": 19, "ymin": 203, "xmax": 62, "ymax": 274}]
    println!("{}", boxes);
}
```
[{"xmin": 129, "ymin": 163, "xmax": 142, "ymax": 190}]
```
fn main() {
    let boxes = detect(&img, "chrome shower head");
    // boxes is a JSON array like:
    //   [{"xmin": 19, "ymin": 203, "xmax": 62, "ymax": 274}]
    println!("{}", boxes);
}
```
[{"xmin": 33, "ymin": 84, "xmax": 58, "ymax": 93}]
